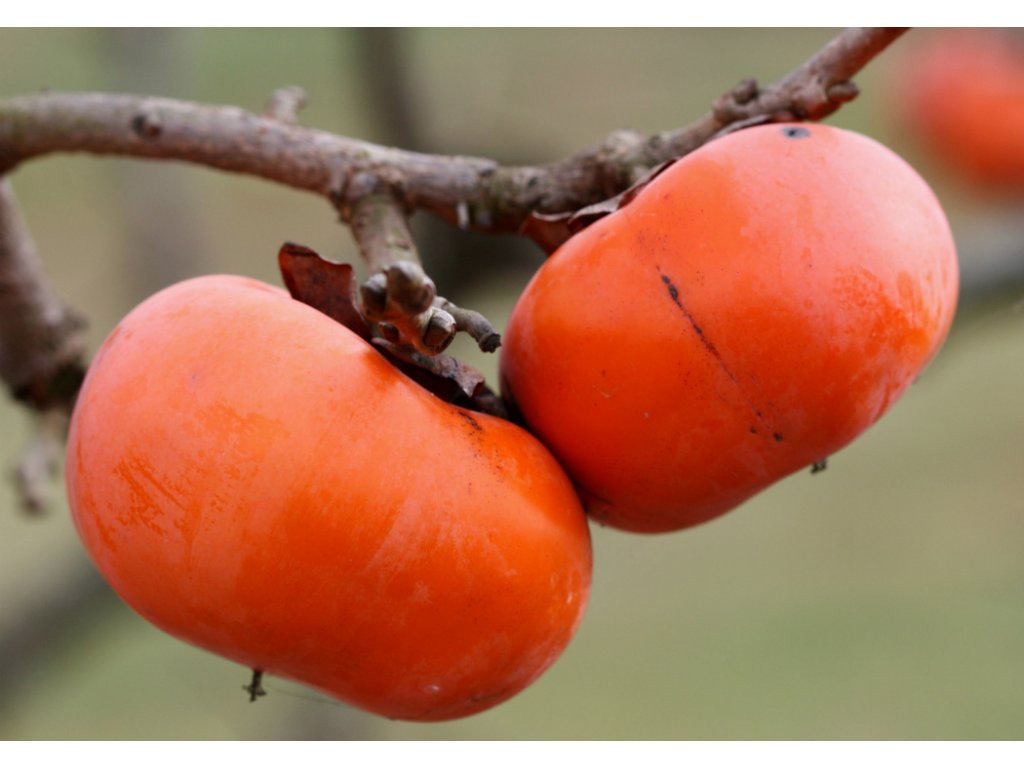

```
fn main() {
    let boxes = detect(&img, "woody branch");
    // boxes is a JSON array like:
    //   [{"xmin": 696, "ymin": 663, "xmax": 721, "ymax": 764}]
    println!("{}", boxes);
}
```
[{"xmin": 0, "ymin": 27, "xmax": 907, "ymax": 504}]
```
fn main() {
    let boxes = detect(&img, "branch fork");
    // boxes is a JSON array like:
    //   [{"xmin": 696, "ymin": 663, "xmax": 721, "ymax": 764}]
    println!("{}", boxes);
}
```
[{"xmin": 344, "ymin": 190, "xmax": 501, "ymax": 356}]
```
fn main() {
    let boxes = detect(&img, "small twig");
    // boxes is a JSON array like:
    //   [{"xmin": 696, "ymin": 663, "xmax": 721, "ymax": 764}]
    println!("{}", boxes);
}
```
[
  {"xmin": 12, "ymin": 407, "xmax": 68, "ymax": 515},
  {"xmin": 345, "ymin": 190, "xmax": 497, "ymax": 356},
  {"xmin": 263, "ymin": 86, "xmax": 307, "ymax": 125},
  {"xmin": 347, "ymin": 191, "xmax": 453, "ymax": 355},
  {"xmin": 243, "ymin": 669, "xmax": 267, "ymax": 702},
  {"xmin": 0, "ymin": 178, "xmax": 83, "ymax": 512},
  {"xmin": 437, "ymin": 299, "xmax": 501, "ymax": 352},
  {"xmin": 0, "ymin": 178, "xmax": 87, "ymax": 410},
  {"xmin": 654, "ymin": 27, "xmax": 908, "ymax": 160}
]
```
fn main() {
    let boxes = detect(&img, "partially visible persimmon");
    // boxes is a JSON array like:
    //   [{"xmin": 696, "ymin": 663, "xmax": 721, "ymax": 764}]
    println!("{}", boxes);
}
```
[
  {"xmin": 501, "ymin": 123, "xmax": 959, "ymax": 533},
  {"xmin": 66, "ymin": 275, "xmax": 592, "ymax": 721},
  {"xmin": 894, "ymin": 28, "xmax": 1024, "ymax": 192}
]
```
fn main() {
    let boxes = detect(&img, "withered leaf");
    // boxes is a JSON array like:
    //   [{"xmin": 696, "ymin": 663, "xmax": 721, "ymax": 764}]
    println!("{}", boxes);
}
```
[
  {"xmin": 566, "ymin": 158, "xmax": 681, "ymax": 235},
  {"xmin": 277, "ymin": 242, "xmax": 372, "ymax": 341},
  {"xmin": 373, "ymin": 338, "xmax": 485, "ymax": 400},
  {"xmin": 519, "ymin": 211, "xmax": 575, "ymax": 255},
  {"xmin": 372, "ymin": 339, "xmax": 507, "ymax": 418},
  {"xmin": 279, "ymin": 242, "xmax": 505, "ymax": 418},
  {"xmin": 522, "ymin": 158, "xmax": 684, "ymax": 254}
]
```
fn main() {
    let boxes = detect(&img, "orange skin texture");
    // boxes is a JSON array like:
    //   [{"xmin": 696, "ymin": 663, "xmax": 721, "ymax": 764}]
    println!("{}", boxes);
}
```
[
  {"xmin": 896, "ymin": 29, "xmax": 1024, "ymax": 192},
  {"xmin": 66, "ymin": 275, "xmax": 592, "ymax": 722},
  {"xmin": 501, "ymin": 123, "xmax": 959, "ymax": 534}
]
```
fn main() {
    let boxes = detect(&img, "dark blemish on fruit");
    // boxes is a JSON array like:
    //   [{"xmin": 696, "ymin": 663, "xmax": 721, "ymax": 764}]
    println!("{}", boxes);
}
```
[
  {"xmin": 660, "ymin": 273, "xmax": 707, "ymax": 341},
  {"xmin": 659, "ymin": 267, "xmax": 783, "ymax": 440},
  {"xmin": 811, "ymin": 458, "xmax": 828, "ymax": 474},
  {"xmin": 781, "ymin": 126, "xmax": 811, "ymax": 139},
  {"xmin": 457, "ymin": 410, "xmax": 482, "ymax": 431},
  {"xmin": 773, "ymin": 432, "xmax": 784, "ymax": 442},
  {"xmin": 749, "ymin": 426, "xmax": 758, "ymax": 435},
  {"xmin": 470, "ymin": 687, "xmax": 509, "ymax": 704}
]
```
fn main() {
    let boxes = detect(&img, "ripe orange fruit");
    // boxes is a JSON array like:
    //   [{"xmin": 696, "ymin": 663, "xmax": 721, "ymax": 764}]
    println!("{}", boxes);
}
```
[
  {"xmin": 895, "ymin": 29, "xmax": 1024, "ymax": 192},
  {"xmin": 502, "ymin": 123, "xmax": 959, "ymax": 533},
  {"xmin": 67, "ymin": 275, "xmax": 592, "ymax": 721}
]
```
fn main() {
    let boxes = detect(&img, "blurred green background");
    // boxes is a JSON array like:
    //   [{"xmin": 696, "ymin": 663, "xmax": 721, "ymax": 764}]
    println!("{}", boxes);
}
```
[{"xmin": 1, "ymin": 28, "xmax": 1022, "ymax": 740}]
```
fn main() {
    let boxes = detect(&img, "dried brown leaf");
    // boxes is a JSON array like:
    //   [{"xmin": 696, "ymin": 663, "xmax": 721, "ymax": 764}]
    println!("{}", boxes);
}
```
[
  {"xmin": 519, "ymin": 211, "xmax": 574, "ymax": 255},
  {"xmin": 277, "ymin": 242, "xmax": 372, "ymax": 340}
]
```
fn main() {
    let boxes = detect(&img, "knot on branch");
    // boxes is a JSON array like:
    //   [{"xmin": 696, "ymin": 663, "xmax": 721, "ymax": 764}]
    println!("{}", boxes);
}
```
[
  {"xmin": 131, "ymin": 109, "xmax": 163, "ymax": 140},
  {"xmin": 786, "ymin": 78, "xmax": 861, "ymax": 120},
  {"xmin": 712, "ymin": 78, "xmax": 761, "ymax": 123},
  {"xmin": 346, "ymin": 191, "xmax": 500, "ymax": 357},
  {"xmin": 359, "ymin": 264, "xmax": 502, "ymax": 355},
  {"xmin": 360, "ymin": 261, "xmax": 455, "ymax": 355},
  {"xmin": 263, "ymin": 86, "xmax": 307, "ymax": 124},
  {"xmin": 594, "ymin": 129, "xmax": 648, "ymax": 196}
]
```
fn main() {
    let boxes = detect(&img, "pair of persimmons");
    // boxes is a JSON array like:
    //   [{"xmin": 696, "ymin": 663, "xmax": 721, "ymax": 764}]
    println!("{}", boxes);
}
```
[{"xmin": 67, "ymin": 124, "xmax": 958, "ymax": 721}]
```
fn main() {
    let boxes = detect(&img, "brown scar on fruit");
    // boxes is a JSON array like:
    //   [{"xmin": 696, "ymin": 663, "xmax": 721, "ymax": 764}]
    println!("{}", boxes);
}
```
[
  {"xmin": 657, "ymin": 266, "xmax": 781, "ymax": 442},
  {"xmin": 456, "ymin": 410, "xmax": 483, "ymax": 432}
]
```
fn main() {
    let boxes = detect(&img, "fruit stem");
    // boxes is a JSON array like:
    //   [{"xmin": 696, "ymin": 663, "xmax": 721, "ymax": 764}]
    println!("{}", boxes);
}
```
[{"xmin": 243, "ymin": 669, "xmax": 267, "ymax": 702}]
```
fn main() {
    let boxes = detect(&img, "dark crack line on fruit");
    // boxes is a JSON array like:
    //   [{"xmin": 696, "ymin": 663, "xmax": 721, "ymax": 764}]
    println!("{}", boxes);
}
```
[
  {"xmin": 456, "ymin": 409, "xmax": 483, "ymax": 431},
  {"xmin": 657, "ymin": 267, "xmax": 780, "ymax": 441}
]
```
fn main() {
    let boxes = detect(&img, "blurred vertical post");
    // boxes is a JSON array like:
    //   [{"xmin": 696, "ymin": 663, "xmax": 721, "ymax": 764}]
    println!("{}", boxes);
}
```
[
  {"xmin": 349, "ymin": 28, "xmax": 542, "ymax": 297},
  {"xmin": 104, "ymin": 29, "xmax": 207, "ymax": 297}
]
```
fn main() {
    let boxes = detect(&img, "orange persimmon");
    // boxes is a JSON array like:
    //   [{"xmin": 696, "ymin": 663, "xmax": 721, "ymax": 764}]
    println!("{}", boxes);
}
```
[
  {"xmin": 66, "ymin": 275, "xmax": 592, "ymax": 721},
  {"xmin": 894, "ymin": 28, "xmax": 1024, "ymax": 193},
  {"xmin": 502, "ymin": 123, "xmax": 959, "ymax": 533}
]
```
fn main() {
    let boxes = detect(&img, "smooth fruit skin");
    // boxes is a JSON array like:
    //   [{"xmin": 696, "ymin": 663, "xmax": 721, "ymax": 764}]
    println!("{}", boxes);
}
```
[
  {"xmin": 501, "ymin": 123, "xmax": 959, "ymax": 533},
  {"xmin": 66, "ymin": 275, "xmax": 592, "ymax": 722}
]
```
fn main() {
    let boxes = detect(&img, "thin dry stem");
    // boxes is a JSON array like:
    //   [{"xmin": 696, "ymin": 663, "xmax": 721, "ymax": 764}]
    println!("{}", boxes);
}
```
[
  {"xmin": 348, "ymin": 192, "xmax": 470, "ymax": 355},
  {"xmin": 0, "ymin": 178, "xmax": 86, "ymax": 408},
  {"xmin": 12, "ymin": 407, "xmax": 68, "ymax": 515},
  {"xmin": 0, "ymin": 178, "xmax": 85, "ymax": 513}
]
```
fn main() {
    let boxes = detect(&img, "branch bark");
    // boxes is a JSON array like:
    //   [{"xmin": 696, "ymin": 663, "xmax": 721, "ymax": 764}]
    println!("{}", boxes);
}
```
[
  {"xmin": 0, "ymin": 27, "xmax": 906, "ymax": 432},
  {"xmin": 0, "ymin": 178, "xmax": 86, "ymax": 409},
  {"xmin": 0, "ymin": 28, "xmax": 907, "ymax": 237},
  {"xmin": 0, "ymin": 178, "xmax": 87, "ymax": 512}
]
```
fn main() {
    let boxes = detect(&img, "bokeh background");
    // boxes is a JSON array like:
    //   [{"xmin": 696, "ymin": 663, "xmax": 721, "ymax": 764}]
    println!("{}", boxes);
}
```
[{"xmin": 1, "ymin": 28, "xmax": 1022, "ymax": 739}]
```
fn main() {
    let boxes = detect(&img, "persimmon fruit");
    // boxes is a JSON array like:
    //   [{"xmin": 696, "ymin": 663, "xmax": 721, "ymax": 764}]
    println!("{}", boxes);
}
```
[
  {"xmin": 501, "ymin": 123, "xmax": 959, "ymax": 533},
  {"xmin": 894, "ymin": 28, "xmax": 1024, "ymax": 192},
  {"xmin": 66, "ymin": 275, "xmax": 592, "ymax": 721}
]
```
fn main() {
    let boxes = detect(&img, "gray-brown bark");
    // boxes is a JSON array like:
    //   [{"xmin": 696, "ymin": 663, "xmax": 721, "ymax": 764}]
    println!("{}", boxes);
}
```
[{"xmin": 0, "ymin": 28, "xmax": 907, "ymax": 234}]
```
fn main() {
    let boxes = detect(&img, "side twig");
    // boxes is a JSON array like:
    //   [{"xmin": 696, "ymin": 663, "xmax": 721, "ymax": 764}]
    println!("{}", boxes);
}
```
[{"xmin": 0, "ymin": 177, "xmax": 86, "ymax": 512}]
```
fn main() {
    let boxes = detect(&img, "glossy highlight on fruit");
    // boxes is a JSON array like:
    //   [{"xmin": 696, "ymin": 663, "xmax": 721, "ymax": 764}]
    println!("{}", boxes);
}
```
[
  {"xmin": 67, "ymin": 275, "xmax": 592, "ymax": 721},
  {"xmin": 502, "ymin": 123, "xmax": 959, "ymax": 533}
]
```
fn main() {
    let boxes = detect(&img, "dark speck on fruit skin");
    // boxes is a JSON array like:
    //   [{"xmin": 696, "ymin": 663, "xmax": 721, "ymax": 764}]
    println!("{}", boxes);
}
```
[
  {"xmin": 781, "ymin": 126, "xmax": 811, "ymax": 139},
  {"xmin": 456, "ymin": 410, "xmax": 482, "ymax": 432}
]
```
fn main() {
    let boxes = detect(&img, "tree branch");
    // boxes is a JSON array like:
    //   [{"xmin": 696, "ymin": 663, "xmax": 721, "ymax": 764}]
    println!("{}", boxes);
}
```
[
  {"xmin": 0, "ymin": 27, "xmax": 905, "ymax": 430},
  {"xmin": 655, "ymin": 26, "xmax": 908, "ymax": 157},
  {"xmin": 0, "ymin": 177, "xmax": 86, "ymax": 513},
  {"xmin": 0, "ymin": 178, "xmax": 86, "ymax": 410},
  {"xmin": 0, "ymin": 28, "xmax": 907, "ymax": 237},
  {"xmin": 348, "ymin": 191, "xmax": 458, "ymax": 355}
]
